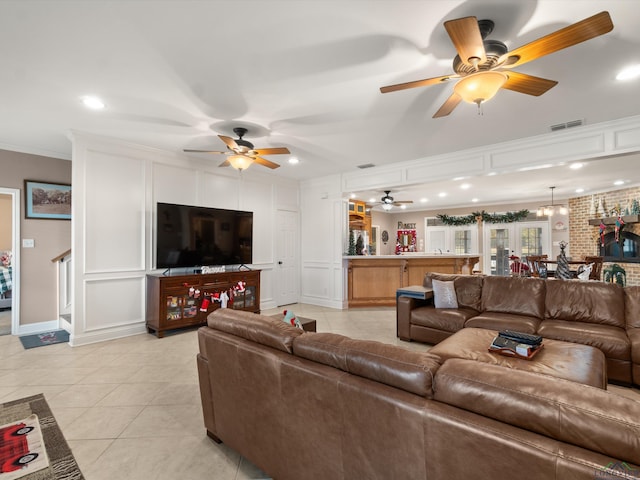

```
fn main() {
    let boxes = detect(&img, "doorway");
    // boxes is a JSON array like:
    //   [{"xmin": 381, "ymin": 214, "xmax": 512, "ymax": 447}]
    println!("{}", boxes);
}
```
[
  {"xmin": 483, "ymin": 221, "xmax": 550, "ymax": 275},
  {"xmin": 0, "ymin": 188, "xmax": 20, "ymax": 335},
  {"xmin": 275, "ymin": 210, "xmax": 300, "ymax": 306}
]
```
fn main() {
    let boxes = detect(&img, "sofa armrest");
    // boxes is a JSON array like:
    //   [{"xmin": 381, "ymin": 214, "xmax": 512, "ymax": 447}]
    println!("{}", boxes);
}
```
[{"xmin": 397, "ymin": 296, "xmax": 430, "ymax": 340}]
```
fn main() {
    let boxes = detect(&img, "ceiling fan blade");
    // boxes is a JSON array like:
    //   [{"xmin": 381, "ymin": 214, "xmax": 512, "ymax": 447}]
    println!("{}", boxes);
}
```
[
  {"xmin": 183, "ymin": 149, "xmax": 227, "ymax": 154},
  {"xmin": 380, "ymin": 74, "xmax": 458, "ymax": 94},
  {"xmin": 254, "ymin": 147, "xmax": 290, "ymax": 155},
  {"xmin": 501, "ymin": 11, "xmax": 613, "ymax": 69},
  {"xmin": 444, "ymin": 16, "xmax": 487, "ymax": 67},
  {"xmin": 253, "ymin": 156, "xmax": 281, "ymax": 169},
  {"xmin": 218, "ymin": 135, "xmax": 240, "ymax": 150},
  {"xmin": 394, "ymin": 200, "xmax": 413, "ymax": 204},
  {"xmin": 218, "ymin": 159, "xmax": 231, "ymax": 167},
  {"xmin": 502, "ymin": 71, "xmax": 558, "ymax": 96},
  {"xmin": 433, "ymin": 92, "xmax": 462, "ymax": 118}
]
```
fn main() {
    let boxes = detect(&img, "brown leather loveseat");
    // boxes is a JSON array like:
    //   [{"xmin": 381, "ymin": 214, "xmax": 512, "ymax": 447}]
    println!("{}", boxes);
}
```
[
  {"xmin": 198, "ymin": 309, "xmax": 640, "ymax": 480},
  {"xmin": 397, "ymin": 273, "xmax": 640, "ymax": 385}
]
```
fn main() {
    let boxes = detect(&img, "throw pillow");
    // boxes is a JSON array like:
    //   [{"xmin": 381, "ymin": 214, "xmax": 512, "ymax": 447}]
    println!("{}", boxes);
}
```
[{"xmin": 432, "ymin": 279, "xmax": 458, "ymax": 309}]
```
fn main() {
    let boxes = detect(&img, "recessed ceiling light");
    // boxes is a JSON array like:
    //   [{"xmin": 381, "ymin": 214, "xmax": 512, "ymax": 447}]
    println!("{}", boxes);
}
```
[
  {"xmin": 471, "ymin": 198, "xmax": 479, "ymax": 203},
  {"xmin": 350, "ymin": 193, "xmax": 356, "ymax": 199},
  {"xmin": 614, "ymin": 180, "xmax": 625, "ymax": 186},
  {"xmin": 452, "ymin": 176, "xmax": 467, "ymax": 181},
  {"xmin": 487, "ymin": 172, "xmax": 497, "ymax": 176},
  {"xmin": 369, "ymin": 197, "xmax": 376, "ymax": 203},
  {"xmin": 438, "ymin": 192, "xmax": 447, "ymax": 198},
  {"xmin": 400, "ymin": 204, "xmax": 407, "ymax": 209},
  {"xmin": 575, "ymin": 188, "xmax": 585, "ymax": 193},
  {"xmin": 569, "ymin": 162, "xmax": 583, "ymax": 170},
  {"xmin": 288, "ymin": 157, "xmax": 299, "ymax": 165},
  {"xmin": 616, "ymin": 64, "xmax": 640, "ymax": 81},
  {"xmin": 420, "ymin": 198, "xmax": 428, "ymax": 203},
  {"xmin": 81, "ymin": 95, "xmax": 105, "ymax": 110},
  {"xmin": 460, "ymin": 183, "xmax": 471, "ymax": 190}
]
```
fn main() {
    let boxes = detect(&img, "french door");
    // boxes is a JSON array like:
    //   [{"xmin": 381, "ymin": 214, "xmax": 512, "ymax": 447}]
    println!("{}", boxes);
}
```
[{"xmin": 484, "ymin": 221, "xmax": 550, "ymax": 276}]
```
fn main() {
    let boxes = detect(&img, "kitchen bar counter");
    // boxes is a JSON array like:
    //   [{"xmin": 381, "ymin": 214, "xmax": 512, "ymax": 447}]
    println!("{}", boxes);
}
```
[{"xmin": 345, "ymin": 254, "xmax": 481, "ymax": 307}]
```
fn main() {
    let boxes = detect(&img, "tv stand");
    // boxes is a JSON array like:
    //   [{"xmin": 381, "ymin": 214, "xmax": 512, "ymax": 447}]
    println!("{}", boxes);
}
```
[{"xmin": 146, "ymin": 270, "xmax": 261, "ymax": 338}]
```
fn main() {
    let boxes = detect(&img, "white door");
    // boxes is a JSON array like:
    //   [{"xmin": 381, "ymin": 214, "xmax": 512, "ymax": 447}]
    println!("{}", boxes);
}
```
[
  {"xmin": 483, "ymin": 221, "xmax": 550, "ymax": 275},
  {"xmin": 276, "ymin": 210, "xmax": 299, "ymax": 306}
]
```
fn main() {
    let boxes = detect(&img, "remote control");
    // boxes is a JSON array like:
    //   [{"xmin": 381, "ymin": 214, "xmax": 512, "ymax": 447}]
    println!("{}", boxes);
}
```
[{"xmin": 498, "ymin": 330, "xmax": 542, "ymax": 346}]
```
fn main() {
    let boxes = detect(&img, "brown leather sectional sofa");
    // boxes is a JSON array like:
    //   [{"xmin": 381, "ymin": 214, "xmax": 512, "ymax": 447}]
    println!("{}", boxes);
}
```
[
  {"xmin": 198, "ymin": 309, "xmax": 640, "ymax": 480},
  {"xmin": 397, "ymin": 273, "xmax": 640, "ymax": 385}
]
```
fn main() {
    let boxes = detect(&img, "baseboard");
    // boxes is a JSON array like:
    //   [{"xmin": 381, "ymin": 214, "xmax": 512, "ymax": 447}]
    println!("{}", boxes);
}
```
[
  {"xmin": 69, "ymin": 324, "xmax": 147, "ymax": 347},
  {"xmin": 298, "ymin": 296, "xmax": 346, "ymax": 310},
  {"xmin": 16, "ymin": 320, "xmax": 60, "ymax": 336}
]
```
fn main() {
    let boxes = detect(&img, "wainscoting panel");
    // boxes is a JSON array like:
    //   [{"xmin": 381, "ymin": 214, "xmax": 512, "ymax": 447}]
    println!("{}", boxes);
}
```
[
  {"xmin": 84, "ymin": 150, "xmax": 146, "ymax": 273},
  {"xmin": 201, "ymin": 171, "xmax": 240, "ymax": 210},
  {"xmin": 614, "ymin": 125, "xmax": 640, "ymax": 151},
  {"xmin": 153, "ymin": 163, "xmax": 199, "ymax": 207},
  {"xmin": 83, "ymin": 276, "xmax": 145, "ymax": 332},
  {"xmin": 489, "ymin": 132, "xmax": 605, "ymax": 169},
  {"xmin": 405, "ymin": 154, "xmax": 485, "ymax": 184}
]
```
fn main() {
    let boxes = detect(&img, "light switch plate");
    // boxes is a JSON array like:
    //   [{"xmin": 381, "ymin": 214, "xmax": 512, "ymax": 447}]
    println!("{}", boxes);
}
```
[{"xmin": 22, "ymin": 239, "xmax": 35, "ymax": 248}]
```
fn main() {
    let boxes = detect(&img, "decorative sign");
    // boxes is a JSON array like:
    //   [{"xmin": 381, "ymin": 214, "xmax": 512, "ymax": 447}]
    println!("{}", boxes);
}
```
[{"xmin": 397, "ymin": 222, "xmax": 416, "ymax": 229}]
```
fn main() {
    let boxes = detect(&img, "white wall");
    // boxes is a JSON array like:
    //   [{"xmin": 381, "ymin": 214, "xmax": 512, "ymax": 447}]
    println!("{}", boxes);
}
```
[{"xmin": 70, "ymin": 132, "xmax": 299, "ymax": 346}]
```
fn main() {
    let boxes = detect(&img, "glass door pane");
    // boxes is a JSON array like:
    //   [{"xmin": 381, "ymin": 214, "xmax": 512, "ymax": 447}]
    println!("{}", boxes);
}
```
[
  {"xmin": 454, "ymin": 230, "xmax": 472, "ymax": 254},
  {"xmin": 489, "ymin": 228, "xmax": 511, "ymax": 276},
  {"xmin": 520, "ymin": 227, "xmax": 544, "ymax": 257}
]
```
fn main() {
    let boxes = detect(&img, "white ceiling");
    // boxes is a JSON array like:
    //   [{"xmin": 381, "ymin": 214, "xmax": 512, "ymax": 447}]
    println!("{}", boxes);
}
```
[{"xmin": 1, "ymin": 1, "xmax": 639, "ymax": 209}]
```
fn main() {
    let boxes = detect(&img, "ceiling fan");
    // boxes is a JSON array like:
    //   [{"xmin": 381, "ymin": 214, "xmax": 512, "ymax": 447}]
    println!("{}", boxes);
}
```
[
  {"xmin": 368, "ymin": 191, "xmax": 414, "ymax": 211},
  {"xmin": 184, "ymin": 127, "xmax": 290, "ymax": 170},
  {"xmin": 380, "ymin": 11, "xmax": 613, "ymax": 117}
]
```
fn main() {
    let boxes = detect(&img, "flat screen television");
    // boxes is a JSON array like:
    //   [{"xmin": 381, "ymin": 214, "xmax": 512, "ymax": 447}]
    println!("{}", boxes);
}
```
[{"xmin": 156, "ymin": 202, "xmax": 253, "ymax": 269}]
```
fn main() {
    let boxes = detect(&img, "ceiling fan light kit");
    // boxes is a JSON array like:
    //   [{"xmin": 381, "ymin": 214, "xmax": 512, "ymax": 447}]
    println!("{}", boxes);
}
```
[
  {"xmin": 228, "ymin": 154, "xmax": 254, "ymax": 171},
  {"xmin": 380, "ymin": 11, "xmax": 613, "ymax": 117},
  {"xmin": 453, "ymin": 71, "xmax": 508, "ymax": 106},
  {"xmin": 184, "ymin": 126, "xmax": 290, "ymax": 171}
]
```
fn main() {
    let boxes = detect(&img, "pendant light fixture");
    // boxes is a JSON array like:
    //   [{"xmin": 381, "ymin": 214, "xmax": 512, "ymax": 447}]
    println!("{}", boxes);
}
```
[{"xmin": 537, "ymin": 186, "xmax": 568, "ymax": 217}]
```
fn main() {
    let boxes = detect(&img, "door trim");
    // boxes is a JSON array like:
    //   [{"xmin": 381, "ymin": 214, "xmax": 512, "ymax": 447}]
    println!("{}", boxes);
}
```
[{"xmin": 0, "ymin": 187, "xmax": 20, "ymax": 335}]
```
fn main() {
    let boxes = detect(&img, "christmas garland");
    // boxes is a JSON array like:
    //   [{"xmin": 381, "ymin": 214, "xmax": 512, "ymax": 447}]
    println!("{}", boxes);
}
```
[{"xmin": 437, "ymin": 209, "xmax": 530, "ymax": 226}]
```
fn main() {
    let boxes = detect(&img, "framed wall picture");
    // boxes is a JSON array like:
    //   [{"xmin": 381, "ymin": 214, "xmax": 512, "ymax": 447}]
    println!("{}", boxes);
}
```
[{"xmin": 24, "ymin": 180, "xmax": 71, "ymax": 220}]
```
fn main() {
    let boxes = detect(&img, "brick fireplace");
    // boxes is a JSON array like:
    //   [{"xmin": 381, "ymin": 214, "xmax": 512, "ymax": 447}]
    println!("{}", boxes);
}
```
[{"xmin": 569, "ymin": 186, "xmax": 640, "ymax": 286}]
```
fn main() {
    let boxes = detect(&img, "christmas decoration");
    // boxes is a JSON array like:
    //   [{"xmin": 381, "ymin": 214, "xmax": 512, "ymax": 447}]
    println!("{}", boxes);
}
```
[
  {"xmin": 555, "ymin": 241, "xmax": 572, "ymax": 280},
  {"xmin": 437, "ymin": 209, "xmax": 529, "ymax": 226},
  {"xmin": 599, "ymin": 221, "xmax": 607, "ymax": 247},
  {"xmin": 348, "ymin": 230, "xmax": 356, "ymax": 256}
]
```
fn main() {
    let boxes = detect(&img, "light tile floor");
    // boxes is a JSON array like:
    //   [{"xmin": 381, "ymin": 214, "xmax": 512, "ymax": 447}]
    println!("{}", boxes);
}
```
[{"xmin": 0, "ymin": 304, "xmax": 637, "ymax": 479}]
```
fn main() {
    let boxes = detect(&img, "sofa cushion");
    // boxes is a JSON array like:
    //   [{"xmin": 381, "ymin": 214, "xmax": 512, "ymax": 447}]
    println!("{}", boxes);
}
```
[
  {"xmin": 432, "ymin": 279, "xmax": 458, "ymax": 309},
  {"xmin": 433, "ymin": 359, "xmax": 640, "ymax": 466},
  {"xmin": 537, "ymin": 319, "xmax": 631, "ymax": 361},
  {"xmin": 207, "ymin": 309, "xmax": 303, "ymax": 354},
  {"xmin": 545, "ymin": 280, "xmax": 625, "ymax": 328},
  {"xmin": 293, "ymin": 332, "xmax": 441, "ymax": 397},
  {"xmin": 411, "ymin": 306, "xmax": 478, "ymax": 333},
  {"xmin": 465, "ymin": 312, "xmax": 540, "ymax": 334},
  {"xmin": 625, "ymin": 286, "xmax": 640, "ymax": 329},
  {"xmin": 481, "ymin": 276, "xmax": 546, "ymax": 319},
  {"xmin": 428, "ymin": 328, "xmax": 606, "ymax": 388},
  {"xmin": 424, "ymin": 273, "xmax": 483, "ymax": 311}
]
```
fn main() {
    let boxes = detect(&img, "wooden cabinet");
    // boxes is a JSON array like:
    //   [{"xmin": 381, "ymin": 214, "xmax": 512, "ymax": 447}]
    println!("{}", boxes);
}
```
[{"xmin": 146, "ymin": 270, "xmax": 260, "ymax": 337}]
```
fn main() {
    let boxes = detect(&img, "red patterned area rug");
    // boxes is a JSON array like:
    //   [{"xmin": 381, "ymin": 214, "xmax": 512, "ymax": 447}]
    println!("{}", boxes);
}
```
[{"xmin": 0, "ymin": 394, "xmax": 83, "ymax": 479}]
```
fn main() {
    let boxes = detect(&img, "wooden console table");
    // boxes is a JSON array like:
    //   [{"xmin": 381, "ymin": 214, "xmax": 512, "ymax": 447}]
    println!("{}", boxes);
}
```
[{"xmin": 146, "ymin": 270, "xmax": 260, "ymax": 337}]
